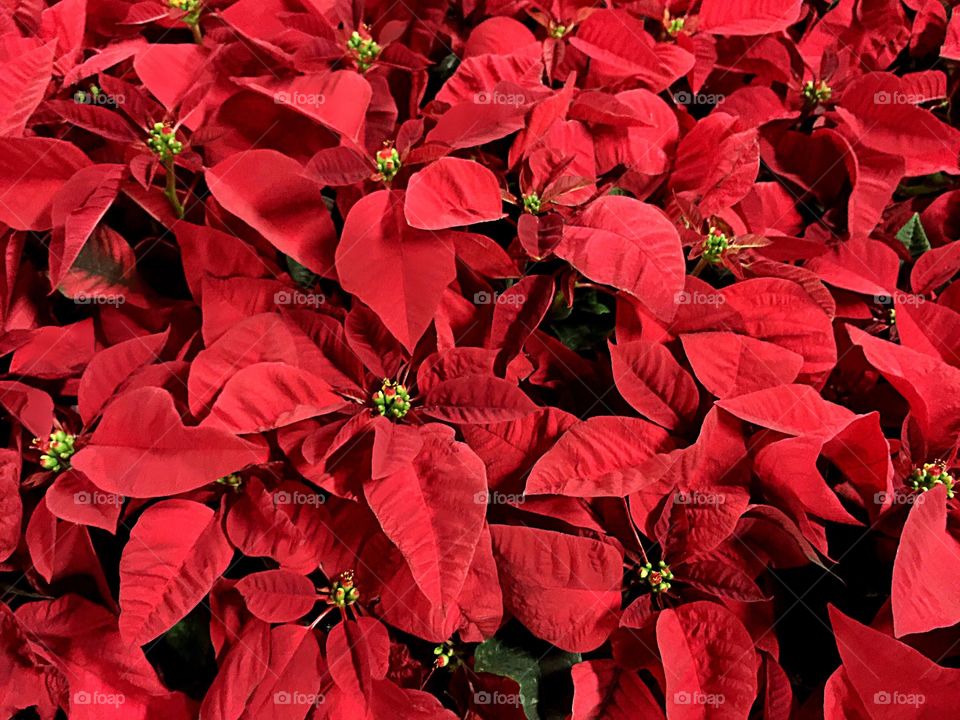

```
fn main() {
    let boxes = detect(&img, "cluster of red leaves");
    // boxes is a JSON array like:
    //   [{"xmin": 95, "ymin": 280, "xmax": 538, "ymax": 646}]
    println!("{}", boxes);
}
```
[{"xmin": 2, "ymin": 0, "xmax": 960, "ymax": 717}]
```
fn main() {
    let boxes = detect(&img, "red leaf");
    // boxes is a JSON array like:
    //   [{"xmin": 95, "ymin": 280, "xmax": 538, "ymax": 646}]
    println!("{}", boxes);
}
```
[
  {"xmin": 236, "ymin": 569, "xmax": 317, "ymax": 623},
  {"xmin": 363, "ymin": 428, "xmax": 487, "ymax": 614},
  {"xmin": 0, "ymin": 137, "xmax": 90, "ymax": 230},
  {"xmin": 698, "ymin": 0, "xmax": 803, "ymax": 35},
  {"xmin": 571, "ymin": 660, "xmax": 665, "ymax": 720},
  {"xmin": 119, "ymin": 500, "xmax": 233, "ymax": 645},
  {"xmin": 72, "ymin": 387, "xmax": 266, "ymax": 498},
  {"xmin": 404, "ymin": 157, "xmax": 505, "ymax": 230},
  {"xmin": 680, "ymin": 332, "xmax": 803, "ymax": 398},
  {"xmin": 526, "ymin": 416, "xmax": 672, "ymax": 496},
  {"xmin": 336, "ymin": 190, "xmax": 456, "ymax": 352},
  {"xmin": 657, "ymin": 601, "xmax": 759, "ymax": 719},
  {"xmin": 609, "ymin": 340, "xmax": 698, "ymax": 430},
  {"xmin": 558, "ymin": 196, "xmax": 684, "ymax": 321},
  {"xmin": 203, "ymin": 362, "xmax": 344, "ymax": 434},
  {"xmin": 829, "ymin": 605, "xmax": 960, "ymax": 719},
  {"xmin": 422, "ymin": 376, "xmax": 537, "ymax": 424},
  {"xmin": 206, "ymin": 150, "xmax": 337, "ymax": 277},
  {"xmin": 491, "ymin": 525, "xmax": 622, "ymax": 652},
  {"xmin": 891, "ymin": 486, "xmax": 960, "ymax": 637},
  {"xmin": 0, "ymin": 381, "xmax": 53, "ymax": 438}
]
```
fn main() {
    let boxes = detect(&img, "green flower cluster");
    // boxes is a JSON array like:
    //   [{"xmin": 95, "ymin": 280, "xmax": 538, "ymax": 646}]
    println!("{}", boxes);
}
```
[
  {"xmin": 909, "ymin": 462, "xmax": 955, "ymax": 498},
  {"xmin": 802, "ymin": 79, "xmax": 832, "ymax": 106},
  {"xmin": 665, "ymin": 17, "xmax": 685, "ymax": 36},
  {"xmin": 329, "ymin": 571, "xmax": 361, "ymax": 607},
  {"xmin": 347, "ymin": 31, "xmax": 381, "ymax": 72},
  {"xmin": 702, "ymin": 227, "xmax": 729, "ymax": 265},
  {"xmin": 522, "ymin": 192, "xmax": 542, "ymax": 214},
  {"xmin": 640, "ymin": 560, "xmax": 674, "ymax": 593},
  {"xmin": 216, "ymin": 473, "xmax": 242, "ymax": 491},
  {"xmin": 147, "ymin": 122, "xmax": 183, "ymax": 163},
  {"xmin": 372, "ymin": 379, "xmax": 411, "ymax": 419},
  {"xmin": 433, "ymin": 643, "xmax": 455, "ymax": 668},
  {"xmin": 38, "ymin": 430, "xmax": 76, "ymax": 472},
  {"xmin": 376, "ymin": 147, "xmax": 401, "ymax": 182}
]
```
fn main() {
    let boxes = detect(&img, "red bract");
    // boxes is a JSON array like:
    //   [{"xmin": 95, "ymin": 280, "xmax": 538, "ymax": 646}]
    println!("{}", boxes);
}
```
[{"xmin": 2, "ymin": 0, "xmax": 960, "ymax": 717}]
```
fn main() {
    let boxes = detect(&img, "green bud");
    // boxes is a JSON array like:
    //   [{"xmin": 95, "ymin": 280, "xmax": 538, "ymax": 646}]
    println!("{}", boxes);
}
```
[
  {"xmin": 522, "ymin": 193, "xmax": 542, "ymax": 214},
  {"xmin": 802, "ymin": 79, "xmax": 832, "ymax": 106}
]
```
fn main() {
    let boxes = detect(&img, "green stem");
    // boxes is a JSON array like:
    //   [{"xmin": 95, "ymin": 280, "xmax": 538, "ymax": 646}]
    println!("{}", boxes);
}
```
[
  {"xmin": 164, "ymin": 160, "xmax": 185, "ymax": 218},
  {"xmin": 188, "ymin": 19, "xmax": 203, "ymax": 45},
  {"xmin": 690, "ymin": 257, "xmax": 708, "ymax": 278}
]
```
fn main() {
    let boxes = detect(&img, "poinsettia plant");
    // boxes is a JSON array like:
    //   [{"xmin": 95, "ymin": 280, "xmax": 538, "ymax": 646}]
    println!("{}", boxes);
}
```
[{"xmin": 1, "ymin": 0, "xmax": 960, "ymax": 717}]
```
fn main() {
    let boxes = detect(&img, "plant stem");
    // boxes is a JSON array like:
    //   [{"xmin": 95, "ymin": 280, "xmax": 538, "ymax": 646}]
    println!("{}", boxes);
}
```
[
  {"xmin": 189, "ymin": 21, "xmax": 203, "ymax": 45},
  {"xmin": 164, "ymin": 160, "xmax": 185, "ymax": 218},
  {"xmin": 690, "ymin": 257, "xmax": 708, "ymax": 278}
]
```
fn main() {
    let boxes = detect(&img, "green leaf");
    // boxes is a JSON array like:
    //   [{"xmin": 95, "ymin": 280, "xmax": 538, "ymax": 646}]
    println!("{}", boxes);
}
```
[
  {"xmin": 286, "ymin": 255, "xmax": 317, "ymax": 288},
  {"xmin": 475, "ymin": 638, "xmax": 542, "ymax": 719},
  {"xmin": 437, "ymin": 53, "xmax": 460, "ymax": 79},
  {"xmin": 896, "ymin": 213, "xmax": 931, "ymax": 257}
]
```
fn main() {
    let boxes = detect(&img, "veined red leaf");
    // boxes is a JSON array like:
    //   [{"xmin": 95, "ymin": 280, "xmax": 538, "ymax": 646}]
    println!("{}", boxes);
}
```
[
  {"xmin": 404, "ymin": 157, "xmax": 505, "ymax": 230},
  {"xmin": 236, "ymin": 569, "xmax": 317, "ymax": 623},
  {"xmin": 336, "ymin": 190, "xmax": 456, "ymax": 352},
  {"xmin": 526, "ymin": 416, "xmax": 672, "ymax": 497},
  {"xmin": 491, "ymin": 525, "xmax": 622, "ymax": 652},
  {"xmin": 658, "ymin": 601, "xmax": 759, "ymax": 719},
  {"xmin": 558, "ymin": 196, "xmax": 684, "ymax": 321},
  {"xmin": 119, "ymin": 500, "xmax": 233, "ymax": 645},
  {"xmin": 72, "ymin": 387, "xmax": 266, "ymax": 498}
]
